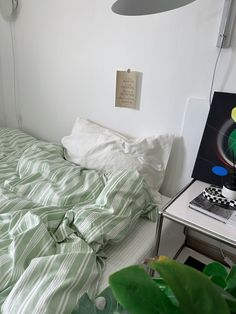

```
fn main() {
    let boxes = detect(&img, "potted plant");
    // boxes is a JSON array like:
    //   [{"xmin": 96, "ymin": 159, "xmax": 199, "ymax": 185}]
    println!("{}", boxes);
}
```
[{"xmin": 73, "ymin": 256, "xmax": 236, "ymax": 314}]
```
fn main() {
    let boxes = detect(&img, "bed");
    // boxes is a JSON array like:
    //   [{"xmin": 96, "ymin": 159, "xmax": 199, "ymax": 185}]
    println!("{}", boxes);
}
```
[
  {"xmin": 0, "ymin": 124, "xmax": 184, "ymax": 313},
  {"xmin": 99, "ymin": 196, "xmax": 185, "ymax": 293}
]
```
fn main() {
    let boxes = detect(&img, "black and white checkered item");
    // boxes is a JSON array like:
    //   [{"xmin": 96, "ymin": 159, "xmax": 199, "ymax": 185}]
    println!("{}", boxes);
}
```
[{"xmin": 203, "ymin": 186, "xmax": 236, "ymax": 208}]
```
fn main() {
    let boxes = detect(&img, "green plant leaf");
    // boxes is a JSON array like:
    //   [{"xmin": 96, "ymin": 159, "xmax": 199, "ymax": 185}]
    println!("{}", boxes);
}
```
[
  {"xmin": 203, "ymin": 262, "xmax": 228, "ymax": 280},
  {"xmin": 153, "ymin": 278, "xmax": 179, "ymax": 307},
  {"xmin": 149, "ymin": 256, "xmax": 230, "ymax": 314},
  {"xmin": 227, "ymin": 265, "xmax": 236, "ymax": 282},
  {"xmin": 226, "ymin": 265, "xmax": 236, "ymax": 298},
  {"xmin": 109, "ymin": 265, "xmax": 181, "ymax": 314},
  {"xmin": 72, "ymin": 288, "xmax": 128, "ymax": 314},
  {"xmin": 71, "ymin": 293, "xmax": 97, "ymax": 314},
  {"xmin": 214, "ymin": 284, "xmax": 236, "ymax": 313},
  {"xmin": 210, "ymin": 275, "xmax": 227, "ymax": 288},
  {"xmin": 203, "ymin": 262, "xmax": 229, "ymax": 289}
]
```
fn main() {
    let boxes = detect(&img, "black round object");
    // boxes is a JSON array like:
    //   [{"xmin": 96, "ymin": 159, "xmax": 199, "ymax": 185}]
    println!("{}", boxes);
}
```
[{"xmin": 224, "ymin": 175, "xmax": 236, "ymax": 191}]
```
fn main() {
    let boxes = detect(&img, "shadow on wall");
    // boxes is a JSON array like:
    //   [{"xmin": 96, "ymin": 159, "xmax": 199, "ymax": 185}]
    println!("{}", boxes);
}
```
[
  {"xmin": 0, "ymin": 58, "xmax": 6, "ymax": 127},
  {"xmin": 160, "ymin": 97, "xmax": 210, "ymax": 197},
  {"xmin": 160, "ymin": 136, "xmax": 186, "ymax": 197}
]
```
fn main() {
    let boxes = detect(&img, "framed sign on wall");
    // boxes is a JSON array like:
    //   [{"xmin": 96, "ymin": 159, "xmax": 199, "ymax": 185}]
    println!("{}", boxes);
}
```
[{"xmin": 115, "ymin": 69, "xmax": 138, "ymax": 109}]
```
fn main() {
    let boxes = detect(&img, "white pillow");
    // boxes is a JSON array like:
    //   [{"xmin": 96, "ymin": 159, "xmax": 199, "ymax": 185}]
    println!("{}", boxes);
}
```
[{"xmin": 61, "ymin": 118, "xmax": 174, "ymax": 193}]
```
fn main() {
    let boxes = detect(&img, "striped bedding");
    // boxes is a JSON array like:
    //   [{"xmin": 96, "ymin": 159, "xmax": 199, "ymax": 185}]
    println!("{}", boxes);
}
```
[{"xmin": 0, "ymin": 128, "xmax": 157, "ymax": 314}]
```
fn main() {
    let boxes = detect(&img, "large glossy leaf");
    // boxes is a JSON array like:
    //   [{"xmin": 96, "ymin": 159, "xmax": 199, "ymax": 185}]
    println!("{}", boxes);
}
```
[
  {"xmin": 153, "ymin": 278, "xmax": 179, "ymax": 307},
  {"xmin": 203, "ymin": 262, "xmax": 229, "ymax": 289},
  {"xmin": 226, "ymin": 265, "xmax": 236, "ymax": 297},
  {"xmin": 109, "ymin": 265, "xmax": 181, "ymax": 314},
  {"xmin": 203, "ymin": 262, "xmax": 228, "ymax": 280},
  {"xmin": 210, "ymin": 275, "xmax": 227, "ymax": 288},
  {"xmin": 149, "ymin": 256, "xmax": 230, "ymax": 314},
  {"xmin": 213, "ymin": 284, "xmax": 236, "ymax": 313}
]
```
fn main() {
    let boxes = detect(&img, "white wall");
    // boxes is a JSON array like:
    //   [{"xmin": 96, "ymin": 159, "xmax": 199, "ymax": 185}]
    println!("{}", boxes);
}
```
[
  {"xmin": 0, "ymin": 0, "xmax": 236, "ymax": 194},
  {"xmin": 0, "ymin": 64, "xmax": 6, "ymax": 127},
  {"xmin": 0, "ymin": 17, "xmax": 12, "ymax": 127}
]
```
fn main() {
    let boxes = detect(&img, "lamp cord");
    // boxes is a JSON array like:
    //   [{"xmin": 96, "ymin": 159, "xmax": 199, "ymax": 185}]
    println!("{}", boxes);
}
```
[
  {"xmin": 10, "ymin": 20, "xmax": 22, "ymax": 129},
  {"xmin": 208, "ymin": 36, "xmax": 225, "ymax": 106}
]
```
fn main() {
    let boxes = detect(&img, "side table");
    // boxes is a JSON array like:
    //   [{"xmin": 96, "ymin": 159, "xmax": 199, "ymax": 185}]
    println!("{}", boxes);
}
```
[{"xmin": 154, "ymin": 180, "xmax": 236, "ymax": 258}]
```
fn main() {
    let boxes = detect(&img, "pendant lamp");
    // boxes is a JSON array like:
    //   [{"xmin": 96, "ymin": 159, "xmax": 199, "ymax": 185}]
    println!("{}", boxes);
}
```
[
  {"xmin": 0, "ymin": 0, "xmax": 18, "ymax": 18},
  {"xmin": 111, "ymin": 0, "xmax": 196, "ymax": 16}
]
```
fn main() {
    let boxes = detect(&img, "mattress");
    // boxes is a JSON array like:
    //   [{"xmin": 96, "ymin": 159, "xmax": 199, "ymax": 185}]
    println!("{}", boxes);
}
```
[{"xmin": 99, "ymin": 195, "xmax": 185, "ymax": 292}]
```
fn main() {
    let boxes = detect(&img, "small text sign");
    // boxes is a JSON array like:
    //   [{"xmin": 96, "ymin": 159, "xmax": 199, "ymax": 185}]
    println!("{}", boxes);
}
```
[{"xmin": 115, "ymin": 70, "xmax": 138, "ymax": 109}]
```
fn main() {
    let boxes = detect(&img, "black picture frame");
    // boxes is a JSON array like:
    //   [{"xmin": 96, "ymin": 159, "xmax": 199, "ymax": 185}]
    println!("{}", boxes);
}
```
[{"xmin": 192, "ymin": 92, "xmax": 236, "ymax": 187}]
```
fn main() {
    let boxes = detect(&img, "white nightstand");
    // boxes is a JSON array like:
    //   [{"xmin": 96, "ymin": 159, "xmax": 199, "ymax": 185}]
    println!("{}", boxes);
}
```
[{"xmin": 154, "ymin": 180, "xmax": 236, "ymax": 257}]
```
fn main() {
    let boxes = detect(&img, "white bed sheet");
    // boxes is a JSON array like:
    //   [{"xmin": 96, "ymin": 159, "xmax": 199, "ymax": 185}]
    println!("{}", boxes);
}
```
[{"xmin": 98, "ymin": 195, "xmax": 185, "ymax": 292}]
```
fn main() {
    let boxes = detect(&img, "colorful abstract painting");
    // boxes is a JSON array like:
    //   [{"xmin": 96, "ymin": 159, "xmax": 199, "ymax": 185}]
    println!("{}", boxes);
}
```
[{"xmin": 192, "ymin": 92, "xmax": 236, "ymax": 187}]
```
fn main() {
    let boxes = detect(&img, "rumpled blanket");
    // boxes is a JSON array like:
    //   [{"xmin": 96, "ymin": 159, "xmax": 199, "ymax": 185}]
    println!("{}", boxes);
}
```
[{"xmin": 0, "ymin": 128, "xmax": 157, "ymax": 314}]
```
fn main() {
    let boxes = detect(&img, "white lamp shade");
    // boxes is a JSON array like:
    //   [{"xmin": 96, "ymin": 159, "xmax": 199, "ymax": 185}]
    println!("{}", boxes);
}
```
[{"xmin": 112, "ymin": 0, "xmax": 196, "ymax": 15}]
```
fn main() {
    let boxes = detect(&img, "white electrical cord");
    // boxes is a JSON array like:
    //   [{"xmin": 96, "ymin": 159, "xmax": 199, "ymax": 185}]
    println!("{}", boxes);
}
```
[
  {"xmin": 208, "ymin": 36, "xmax": 225, "ymax": 106},
  {"xmin": 9, "ymin": 20, "xmax": 22, "ymax": 129}
]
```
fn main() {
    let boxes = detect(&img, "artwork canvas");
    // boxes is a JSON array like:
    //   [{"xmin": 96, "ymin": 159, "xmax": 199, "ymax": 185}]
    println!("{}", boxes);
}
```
[{"xmin": 192, "ymin": 92, "xmax": 236, "ymax": 187}]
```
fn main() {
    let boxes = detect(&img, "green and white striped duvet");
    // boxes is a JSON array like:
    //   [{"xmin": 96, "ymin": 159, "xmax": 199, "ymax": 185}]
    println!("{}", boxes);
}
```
[{"xmin": 0, "ymin": 128, "xmax": 157, "ymax": 314}]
